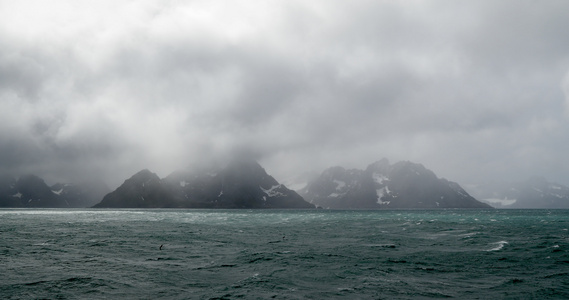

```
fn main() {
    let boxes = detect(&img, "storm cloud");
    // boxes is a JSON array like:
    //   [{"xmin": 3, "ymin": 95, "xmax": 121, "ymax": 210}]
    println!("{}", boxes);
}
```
[{"xmin": 1, "ymin": 0, "xmax": 569, "ymax": 188}]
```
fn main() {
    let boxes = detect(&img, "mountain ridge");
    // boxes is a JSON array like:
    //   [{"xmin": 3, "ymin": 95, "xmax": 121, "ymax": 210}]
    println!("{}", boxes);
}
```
[
  {"xmin": 5, "ymin": 158, "xmax": 566, "ymax": 209},
  {"xmin": 0, "ymin": 175, "xmax": 110, "ymax": 208},
  {"xmin": 94, "ymin": 160, "xmax": 314, "ymax": 209},
  {"xmin": 299, "ymin": 158, "xmax": 492, "ymax": 209}
]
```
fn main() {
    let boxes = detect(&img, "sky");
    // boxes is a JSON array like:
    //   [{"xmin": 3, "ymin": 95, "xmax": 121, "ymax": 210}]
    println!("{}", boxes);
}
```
[{"xmin": 1, "ymin": 0, "xmax": 569, "ymax": 189}]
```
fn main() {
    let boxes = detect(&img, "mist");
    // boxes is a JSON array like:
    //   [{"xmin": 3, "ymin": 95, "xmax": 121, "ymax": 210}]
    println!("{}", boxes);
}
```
[{"xmin": 1, "ymin": 0, "xmax": 569, "ymax": 189}]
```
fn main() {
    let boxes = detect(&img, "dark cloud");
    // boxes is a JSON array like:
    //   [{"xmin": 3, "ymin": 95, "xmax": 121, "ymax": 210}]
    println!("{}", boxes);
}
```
[{"xmin": 1, "ymin": 0, "xmax": 569, "ymax": 188}]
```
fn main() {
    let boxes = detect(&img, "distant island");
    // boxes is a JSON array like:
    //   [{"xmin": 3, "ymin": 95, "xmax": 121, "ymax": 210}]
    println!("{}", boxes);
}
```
[
  {"xmin": 465, "ymin": 176, "xmax": 569, "ymax": 209},
  {"xmin": 299, "ymin": 158, "xmax": 491, "ymax": 209},
  {"xmin": 2, "ymin": 158, "xmax": 568, "ymax": 209},
  {"xmin": 0, "ymin": 174, "xmax": 109, "ymax": 208},
  {"xmin": 93, "ymin": 160, "xmax": 313, "ymax": 209}
]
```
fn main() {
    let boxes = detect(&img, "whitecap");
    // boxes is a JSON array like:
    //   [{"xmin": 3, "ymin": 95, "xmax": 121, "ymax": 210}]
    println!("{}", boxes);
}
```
[
  {"xmin": 459, "ymin": 232, "xmax": 479, "ymax": 238},
  {"xmin": 486, "ymin": 241, "xmax": 508, "ymax": 251}
]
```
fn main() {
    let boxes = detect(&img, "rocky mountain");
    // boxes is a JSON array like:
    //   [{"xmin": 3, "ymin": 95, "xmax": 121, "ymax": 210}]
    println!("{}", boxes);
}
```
[
  {"xmin": 0, "ymin": 174, "xmax": 109, "ymax": 208},
  {"xmin": 465, "ymin": 176, "xmax": 569, "ymax": 209},
  {"xmin": 94, "ymin": 169, "xmax": 177, "ymax": 208},
  {"xmin": 299, "ymin": 158, "xmax": 492, "ymax": 209},
  {"xmin": 93, "ymin": 160, "xmax": 314, "ymax": 209},
  {"xmin": 0, "ymin": 175, "xmax": 20, "ymax": 207}
]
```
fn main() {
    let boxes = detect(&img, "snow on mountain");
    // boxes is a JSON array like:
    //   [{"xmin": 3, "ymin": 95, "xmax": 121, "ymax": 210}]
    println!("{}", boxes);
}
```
[
  {"xmin": 94, "ymin": 160, "xmax": 314, "ymax": 209},
  {"xmin": 0, "ymin": 175, "xmax": 109, "ymax": 208},
  {"xmin": 300, "ymin": 158, "xmax": 491, "ymax": 209}
]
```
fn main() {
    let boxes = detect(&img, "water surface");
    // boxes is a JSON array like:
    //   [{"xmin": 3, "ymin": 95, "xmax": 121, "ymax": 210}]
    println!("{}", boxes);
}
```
[{"xmin": 1, "ymin": 209, "xmax": 568, "ymax": 299}]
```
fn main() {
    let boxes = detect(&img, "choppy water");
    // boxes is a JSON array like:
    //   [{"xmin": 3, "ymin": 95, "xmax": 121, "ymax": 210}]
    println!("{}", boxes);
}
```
[{"xmin": 1, "ymin": 209, "xmax": 568, "ymax": 299}]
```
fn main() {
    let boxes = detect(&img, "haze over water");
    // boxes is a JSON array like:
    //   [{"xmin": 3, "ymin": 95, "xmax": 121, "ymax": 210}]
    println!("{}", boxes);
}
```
[{"xmin": 1, "ymin": 209, "xmax": 568, "ymax": 299}]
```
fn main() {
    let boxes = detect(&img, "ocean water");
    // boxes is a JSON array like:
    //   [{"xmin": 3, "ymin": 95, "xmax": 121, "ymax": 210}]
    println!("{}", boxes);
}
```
[{"xmin": 1, "ymin": 209, "xmax": 568, "ymax": 299}]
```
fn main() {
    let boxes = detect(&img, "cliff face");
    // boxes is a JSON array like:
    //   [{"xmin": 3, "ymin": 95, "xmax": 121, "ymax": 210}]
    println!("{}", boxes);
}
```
[{"xmin": 300, "ymin": 158, "xmax": 491, "ymax": 209}]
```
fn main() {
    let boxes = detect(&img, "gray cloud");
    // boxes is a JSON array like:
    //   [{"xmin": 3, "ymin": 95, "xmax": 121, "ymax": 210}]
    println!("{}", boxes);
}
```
[{"xmin": 1, "ymin": 0, "xmax": 569, "ymax": 188}]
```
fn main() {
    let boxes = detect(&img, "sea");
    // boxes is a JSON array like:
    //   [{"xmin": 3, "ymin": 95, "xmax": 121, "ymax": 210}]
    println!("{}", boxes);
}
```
[{"xmin": 1, "ymin": 209, "xmax": 568, "ymax": 299}]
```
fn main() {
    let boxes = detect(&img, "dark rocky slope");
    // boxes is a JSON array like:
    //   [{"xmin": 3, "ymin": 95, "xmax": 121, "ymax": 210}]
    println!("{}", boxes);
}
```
[{"xmin": 94, "ymin": 160, "xmax": 314, "ymax": 209}]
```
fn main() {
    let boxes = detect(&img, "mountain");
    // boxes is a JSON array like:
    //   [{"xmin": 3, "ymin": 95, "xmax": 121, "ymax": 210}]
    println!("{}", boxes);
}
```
[
  {"xmin": 163, "ymin": 160, "xmax": 313, "ymax": 208},
  {"xmin": 465, "ymin": 176, "xmax": 569, "ymax": 208},
  {"xmin": 94, "ymin": 160, "xmax": 315, "ymax": 209},
  {"xmin": 0, "ymin": 175, "xmax": 20, "ymax": 207},
  {"xmin": 0, "ymin": 174, "xmax": 110, "ymax": 208},
  {"xmin": 299, "ymin": 158, "xmax": 492, "ymax": 209},
  {"xmin": 94, "ymin": 169, "xmax": 177, "ymax": 208},
  {"xmin": 50, "ymin": 180, "xmax": 111, "ymax": 208}
]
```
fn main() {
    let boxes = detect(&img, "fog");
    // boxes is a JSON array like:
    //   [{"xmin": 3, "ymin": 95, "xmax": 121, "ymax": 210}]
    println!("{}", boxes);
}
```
[{"xmin": 1, "ymin": 0, "xmax": 569, "ymax": 189}]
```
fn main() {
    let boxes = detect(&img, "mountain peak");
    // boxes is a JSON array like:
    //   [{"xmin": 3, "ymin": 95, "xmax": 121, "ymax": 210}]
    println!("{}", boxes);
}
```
[
  {"xmin": 94, "ymin": 161, "xmax": 314, "ymax": 209},
  {"xmin": 366, "ymin": 158, "xmax": 390, "ymax": 174},
  {"xmin": 225, "ymin": 159, "xmax": 266, "ymax": 176},
  {"xmin": 321, "ymin": 166, "xmax": 348, "ymax": 179},
  {"xmin": 301, "ymin": 159, "xmax": 491, "ymax": 209},
  {"xmin": 94, "ymin": 169, "xmax": 175, "ymax": 208},
  {"xmin": 130, "ymin": 169, "xmax": 159, "ymax": 181}
]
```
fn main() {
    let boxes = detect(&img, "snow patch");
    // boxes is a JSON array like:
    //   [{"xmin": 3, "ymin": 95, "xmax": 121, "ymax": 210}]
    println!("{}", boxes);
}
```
[
  {"xmin": 286, "ymin": 182, "xmax": 308, "ymax": 191},
  {"xmin": 455, "ymin": 189, "xmax": 469, "ymax": 198},
  {"xmin": 13, "ymin": 192, "xmax": 22, "ymax": 198},
  {"xmin": 180, "ymin": 181, "xmax": 188, "ymax": 187},
  {"xmin": 377, "ymin": 199, "xmax": 390, "ymax": 205},
  {"xmin": 333, "ymin": 180, "xmax": 346, "ymax": 190},
  {"xmin": 261, "ymin": 185, "xmax": 286, "ymax": 198},
  {"xmin": 218, "ymin": 190, "xmax": 223, "ymax": 197},
  {"xmin": 52, "ymin": 189, "xmax": 63, "ymax": 195},
  {"xmin": 372, "ymin": 173, "xmax": 389, "ymax": 184},
  {"xmin": 376, "ymin": 188, "xmax": 384, "ymax": 199},
  {"xmin": 376, "ymin": 187, "xmax": 391, "ymax": 205}
]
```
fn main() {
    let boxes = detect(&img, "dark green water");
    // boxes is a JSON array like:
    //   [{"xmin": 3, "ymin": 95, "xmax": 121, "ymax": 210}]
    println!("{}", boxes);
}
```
[{"xmin": 1, "ymin": 209, "xmax": 568, "ymax": 299}]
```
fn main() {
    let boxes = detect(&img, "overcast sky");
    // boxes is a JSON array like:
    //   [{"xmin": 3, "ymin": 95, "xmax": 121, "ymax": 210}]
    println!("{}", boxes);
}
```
[{"xmin": 1, "ymin": 0, "xmax": 569, "ymax": 188}]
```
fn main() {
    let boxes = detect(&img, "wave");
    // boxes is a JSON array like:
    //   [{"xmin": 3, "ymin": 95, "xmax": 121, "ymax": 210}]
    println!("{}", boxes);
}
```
[{"xmin": 486, "ymin": 241, "xmax": 508, "ymax": 251}]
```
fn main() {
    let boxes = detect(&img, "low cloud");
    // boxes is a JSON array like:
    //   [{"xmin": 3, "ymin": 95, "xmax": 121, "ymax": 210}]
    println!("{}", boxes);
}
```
[{"xmin": 1, "ymin": 0, "xmax": 569, "ymax": 188}]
